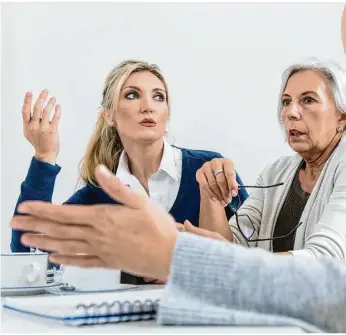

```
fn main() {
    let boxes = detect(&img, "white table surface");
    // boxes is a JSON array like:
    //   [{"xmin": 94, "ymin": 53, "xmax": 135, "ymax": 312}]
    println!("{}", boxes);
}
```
[
  {"xmin": 1, "ymin": 285, "xmax": 304, "ymax": 333},
  {"xmin": 1, "ymin": 312, "xmax": 304, "ymax": 334}
]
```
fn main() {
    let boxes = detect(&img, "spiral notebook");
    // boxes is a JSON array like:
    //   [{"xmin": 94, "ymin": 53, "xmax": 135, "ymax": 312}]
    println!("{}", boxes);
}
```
[{"xmin": 3, "ymin": 288, "xmax": 164, "ymax": 326}]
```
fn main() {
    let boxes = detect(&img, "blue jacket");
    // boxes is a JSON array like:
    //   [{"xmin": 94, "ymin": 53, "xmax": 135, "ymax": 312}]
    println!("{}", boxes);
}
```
[{"xmin": 11, "ymin": 148, "xmax": 248, "ymax": 252}]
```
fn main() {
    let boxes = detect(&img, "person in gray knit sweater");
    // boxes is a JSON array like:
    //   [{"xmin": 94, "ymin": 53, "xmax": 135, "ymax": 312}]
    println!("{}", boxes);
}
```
[{"xmin": 11, "ymin": 164, "xmax": 346, "ymax": 333}]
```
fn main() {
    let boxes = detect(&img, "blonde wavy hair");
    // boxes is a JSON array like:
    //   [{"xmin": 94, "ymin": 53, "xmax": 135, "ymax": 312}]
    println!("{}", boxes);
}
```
[{"xmin": 79, "ymin": 59, "xmax": 170, "ymax": 186}]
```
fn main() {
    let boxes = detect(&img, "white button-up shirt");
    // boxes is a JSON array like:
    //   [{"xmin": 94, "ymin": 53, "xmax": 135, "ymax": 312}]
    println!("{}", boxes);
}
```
[{"xmin": 116, "ymin": 140, "xmax": 182, "ymax": 212}]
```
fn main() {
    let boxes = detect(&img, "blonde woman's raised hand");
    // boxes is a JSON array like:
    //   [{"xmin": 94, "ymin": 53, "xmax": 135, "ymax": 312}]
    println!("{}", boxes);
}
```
[{"xmin": 22, "ymin": 89, "xmax": 61, "ymax": 165}]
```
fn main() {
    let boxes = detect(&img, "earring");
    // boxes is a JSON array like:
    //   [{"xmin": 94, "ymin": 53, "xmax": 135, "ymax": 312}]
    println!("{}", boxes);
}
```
[
  {"xmin": 110, "ymin": 121, "xmax": 114, "ymax": 126},
  {"xmin": 337, "ymin": 124, "xmax": 344, "ymax": 133}
]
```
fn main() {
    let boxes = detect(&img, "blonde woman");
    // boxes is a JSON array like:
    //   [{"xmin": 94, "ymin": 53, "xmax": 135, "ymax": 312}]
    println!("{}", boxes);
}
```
[{"xmin": 11, "ymin": 60, "xmax": 248, "ymax": 262}]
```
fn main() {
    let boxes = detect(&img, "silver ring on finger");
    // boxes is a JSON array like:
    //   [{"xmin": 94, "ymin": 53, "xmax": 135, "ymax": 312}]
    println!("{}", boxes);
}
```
[{"xmin": 213, "ymin": 168, "xmax": 224, "ymax": 177}]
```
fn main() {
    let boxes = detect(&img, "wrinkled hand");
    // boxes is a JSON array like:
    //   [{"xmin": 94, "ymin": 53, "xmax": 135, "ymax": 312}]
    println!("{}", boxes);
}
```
[
  {"xmin": 11, "ymin": 166, "xmax": 178, "ymax": 280},
  {"xmin": 196, "ymin": 158, "xmax": 239, "ymax": 207},
  {"xmin": 22, "ymin": 89, "xmax": 61, "ymax": 164},
  {"xmin": 176, "ymin": 220, "xmax": 228, "ymax": 242}
]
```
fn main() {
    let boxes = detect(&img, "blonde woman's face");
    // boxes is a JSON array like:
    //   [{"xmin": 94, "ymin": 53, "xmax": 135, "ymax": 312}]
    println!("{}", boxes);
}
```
[
  {"xmin": 280, "ymin": 70, "xmax": 342, "ymax": 155},
  {"xmin": 113, "ymin": 71, "xmax": 168, "ymax": 144}
]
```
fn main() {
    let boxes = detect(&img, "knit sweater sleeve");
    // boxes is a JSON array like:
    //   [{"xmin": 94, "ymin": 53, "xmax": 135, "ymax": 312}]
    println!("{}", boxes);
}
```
[
  {"xmin": 11, "ymin": 157, "xmax": 95, "ymax": 252},
  {"xmin": 11, "ymin": 157, "xmax": 61, "ymax": 252},
  {"xmin": 157, "ymin": 232, "xmax": 346, "ymax": 332}
]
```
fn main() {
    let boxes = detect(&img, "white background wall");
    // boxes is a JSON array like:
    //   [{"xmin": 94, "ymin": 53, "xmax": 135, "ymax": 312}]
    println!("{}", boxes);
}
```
[{"xmin": 2, "ymin": 2, "xmax": 346, "ymax": 252}]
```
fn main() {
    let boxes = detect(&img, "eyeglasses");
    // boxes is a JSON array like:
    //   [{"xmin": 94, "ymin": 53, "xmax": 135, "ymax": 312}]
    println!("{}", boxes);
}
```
[{"xmin": 229, "ymin": 182, "xmax": 303, "ymax": 242}]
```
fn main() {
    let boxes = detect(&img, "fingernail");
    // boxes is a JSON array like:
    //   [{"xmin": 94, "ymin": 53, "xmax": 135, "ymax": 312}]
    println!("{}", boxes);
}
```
[
  {"xmin": 98, "ymin": 165, "xmax": 112, "ymax": 178},
  {"xmin": 21, "ymin": 235, "xmax": 32, "ymax": 246},
  {"xmin": 232, "ymin": 189, "xmax": 238, "ymax": 197},
  {"xmin": 48, "ymin": 255, "xmax": 56, "ymax": 263},
  {"xmin": 226, "ymin": 198, "xmax": 232, "ymax": 204},
  {"xmin": 17, "ymin": 203, "xmax": 29, "ymax": 213},
  {"xmin": 221, "ymin": 200, "xmax": 227, "ymax": 207},
  {"xmin": 212, "ymin": 197, "xmax": 217, "ymax": 202}
]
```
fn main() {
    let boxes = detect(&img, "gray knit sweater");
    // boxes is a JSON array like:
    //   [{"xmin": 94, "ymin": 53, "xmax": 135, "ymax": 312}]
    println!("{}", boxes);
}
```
[{"xmin": 157, "ymin": 233, "xmax": 346, "ymax": 332}]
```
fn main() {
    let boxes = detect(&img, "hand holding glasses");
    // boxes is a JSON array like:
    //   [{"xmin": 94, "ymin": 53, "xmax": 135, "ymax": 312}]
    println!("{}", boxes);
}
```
[{"xmin": 229, "ymin": 182, "xmax": 303, "ymax": 242}]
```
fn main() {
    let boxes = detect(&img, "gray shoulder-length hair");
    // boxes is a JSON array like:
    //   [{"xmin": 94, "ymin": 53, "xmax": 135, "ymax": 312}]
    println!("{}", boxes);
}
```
[{"xmin": 277, "ymin": 58, "xmax": 346, "ymax": 123}]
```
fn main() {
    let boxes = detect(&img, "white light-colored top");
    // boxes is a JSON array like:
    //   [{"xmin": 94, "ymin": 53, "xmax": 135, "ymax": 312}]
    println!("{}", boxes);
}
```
[
  {"xmin": 230, "ymin": 133, "xmax": 346, "ymax": 260},
  {"xmin": 116, "ymin": 140, "xmax": 182, "ymax": 212}
]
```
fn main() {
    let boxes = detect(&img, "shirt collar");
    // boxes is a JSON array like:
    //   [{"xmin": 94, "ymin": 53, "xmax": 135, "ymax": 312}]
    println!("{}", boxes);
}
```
[
  {"xmin": 115, "ymin": 139, "xmax": 178, "ymax": 183},
  {"xmin": 159, "ymin": 139, "xmax": 179, "ymax": 182},
  {"xmin": 115, "ymin": 150, "xmax": 132, "ymax": 186}
]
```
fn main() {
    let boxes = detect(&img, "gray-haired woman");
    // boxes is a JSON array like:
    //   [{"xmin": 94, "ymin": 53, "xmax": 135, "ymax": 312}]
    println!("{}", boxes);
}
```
[{"xmin": 191, "ymin": 58, "xmax": 346, "ymax": 259}]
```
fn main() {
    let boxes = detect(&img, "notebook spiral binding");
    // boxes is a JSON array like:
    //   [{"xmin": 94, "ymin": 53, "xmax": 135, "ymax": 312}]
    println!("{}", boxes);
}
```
[{"xmin": 70, "ymin": 299, "xmax": 160, "ymax": 326}]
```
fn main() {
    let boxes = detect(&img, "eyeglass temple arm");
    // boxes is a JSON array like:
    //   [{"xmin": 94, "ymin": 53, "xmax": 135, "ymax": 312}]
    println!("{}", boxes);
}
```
[{"xmin": 238, "ymin": 182, "xmax": 284, "ymax": 189}]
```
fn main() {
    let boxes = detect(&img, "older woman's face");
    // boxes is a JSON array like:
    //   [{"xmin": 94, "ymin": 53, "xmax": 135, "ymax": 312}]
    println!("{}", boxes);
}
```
[{"xmin": 280, "ymin": 70, "xmax": 341, "ymax": 155}]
